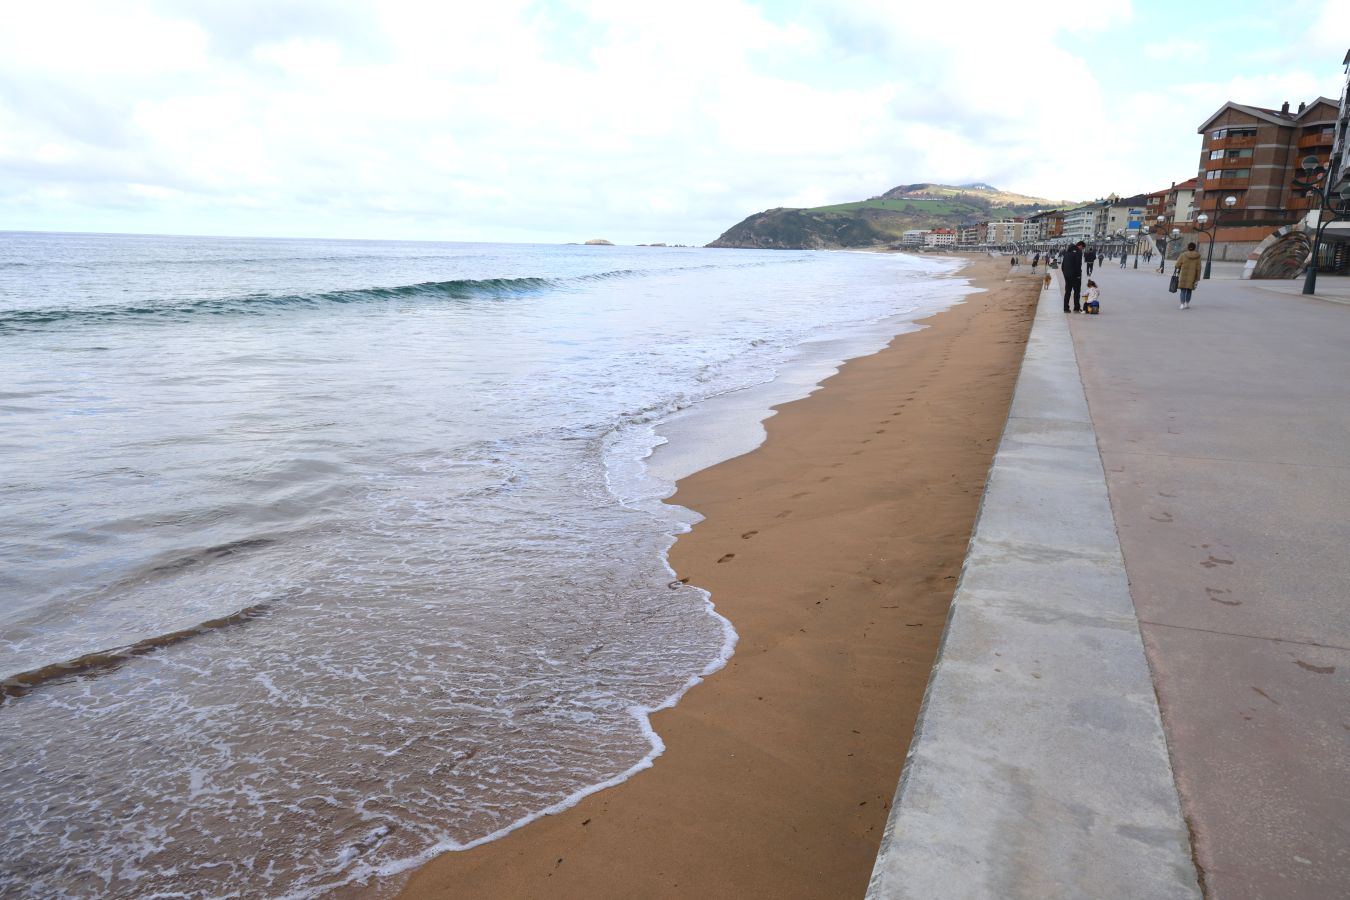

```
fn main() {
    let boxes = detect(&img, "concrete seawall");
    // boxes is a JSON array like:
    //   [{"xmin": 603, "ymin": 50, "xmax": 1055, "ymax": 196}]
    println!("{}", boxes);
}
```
[{"xmin": 866, "ymin": 282, "xmax": 1201, "ymax": 899}]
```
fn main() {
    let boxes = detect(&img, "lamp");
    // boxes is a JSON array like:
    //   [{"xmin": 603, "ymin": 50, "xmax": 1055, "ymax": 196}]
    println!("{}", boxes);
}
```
[
  {"xmin": 1291, "ymin": 157, "xmax": 1349, "ymax": 295},
  {"xmin": 1194, "ymin": 195, "xmax": 1238, "ymax": 279}
]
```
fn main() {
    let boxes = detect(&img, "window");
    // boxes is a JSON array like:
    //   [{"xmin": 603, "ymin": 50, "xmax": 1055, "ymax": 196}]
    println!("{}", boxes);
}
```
[
  {"xmin": 1228, "ymin": 169, "xmax": 1250, "ymax": 179},
  {"xmin": 1211, "ymin": 127, "xmax": 1257, "ymax": 139},
  {"xmin": 1210, "ymin": 149, "xmax": 1224, "ymax": 160},
  {"xmin": 1225, "ymin": 148, "xmax": 1252, "ymax": 159}
]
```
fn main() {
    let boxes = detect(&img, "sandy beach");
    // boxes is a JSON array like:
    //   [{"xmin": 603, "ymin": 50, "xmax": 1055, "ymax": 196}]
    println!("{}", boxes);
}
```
[{"xmin": 399, "ymin": 256, "xmax": 1040, "ymax": 899}]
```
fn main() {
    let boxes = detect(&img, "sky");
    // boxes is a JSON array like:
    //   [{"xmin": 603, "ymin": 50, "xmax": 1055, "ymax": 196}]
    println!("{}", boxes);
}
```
[{"xmin": 0, "ymin": 0, "xmax": 1345, "ymax": 245}]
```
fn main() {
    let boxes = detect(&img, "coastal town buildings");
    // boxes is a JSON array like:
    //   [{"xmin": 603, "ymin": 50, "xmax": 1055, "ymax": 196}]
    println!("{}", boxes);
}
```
[
  {"xmin": 1193, "ymin": 96, "xmax": 1339, "ymax": 224},
  {"xmin": 1060, "ymin": 202, "xmax": 1107, "ymax": 242},
  {"xmin": 1144, "ymin": 189, "xmax": 1168, "ymax": 226},
  {"xmin": 985, "ymin": 219, "xmax": 1025, "ymax": 244},
  {"xmin": 1104, "ymin": 193, "xmax": 1148, "ymax": 241},
  {"xmin": 1165, "ymin": 178, "xmax": 1198, "ymax": 224},
  {"xmin": 901, "ymin": 229, "xmax": 927, "ymax": 247},
  {"xmin": 923, "ymin": 228, "xmax": 956, "ymax": 248},
  {"xmin": 1332, "ymin": 50, "xmax": 1350, "ymax": 192}
]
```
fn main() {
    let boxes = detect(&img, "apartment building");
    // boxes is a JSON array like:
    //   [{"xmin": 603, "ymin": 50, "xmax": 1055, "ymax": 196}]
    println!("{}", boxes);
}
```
[
  {"xmin": 1330, "ymin": 49, "xmax": 1350, "ymax": 195},
  {"xmin": 1104, "ymin": 193, "xmax": 1148, "ymax": 237},
  {"xmin": 901, "ymin": 230, "xmax": 928, "ymax": 247},
  {"xmin": 957, "ymin": 224, "xmax": 982, "ymax": 246},
  {"xmin": 1193, "ymin": 96, "xmax": 1340, "ymax": 223},
  {"xmin": 985, "ymin": 219, "xmax": 1024, "ymax": 244},
  {"xmin": 924, "ymin": 228, "xmax": 956, "ymax": 248},
  {"xmin": 1166, "ymin": 178, "xmax": 1198, "ymax": 223},
  {"xmin": 1060, "ymin": 203, "xmax": 1106, "ymax": 242}
]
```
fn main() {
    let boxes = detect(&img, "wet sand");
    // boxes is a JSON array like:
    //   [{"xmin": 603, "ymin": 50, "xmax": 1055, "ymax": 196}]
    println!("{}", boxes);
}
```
[{"xmin": 399, "ymin": 256, "xmax": 1041, "ymax": 899}]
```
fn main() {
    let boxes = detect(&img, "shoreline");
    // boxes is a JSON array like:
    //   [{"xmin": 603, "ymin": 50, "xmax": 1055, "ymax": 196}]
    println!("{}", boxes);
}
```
[{"xmin": 398, "ymin": 255, "xmax": 1041, "ymax": 898}]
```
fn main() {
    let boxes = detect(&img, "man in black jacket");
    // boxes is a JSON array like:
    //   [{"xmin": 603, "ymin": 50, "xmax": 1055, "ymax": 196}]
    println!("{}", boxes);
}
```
[
  {"xmin": 1085, "ymin": 246, "xmax": 1096, "ymax": 275},
  {"xmin": 1062, "ymin": 241, "xmax": 1084, "ymax": 313}
]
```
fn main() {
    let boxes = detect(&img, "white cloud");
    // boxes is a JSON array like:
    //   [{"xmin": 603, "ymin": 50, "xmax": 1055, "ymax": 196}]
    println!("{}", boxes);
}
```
[{"xmin": 0, "ymin": 0, "xmax": 1343, "ymax": 243}]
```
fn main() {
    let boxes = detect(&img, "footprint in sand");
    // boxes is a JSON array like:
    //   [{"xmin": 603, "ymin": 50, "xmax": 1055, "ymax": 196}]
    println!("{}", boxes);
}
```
[
  {"xmin": 716, "ymin": 553, "xmax": 735, "ymax": 563},
  {"xmin": 1150, "ymin": 511, "xmax": 1174, "ymax": 523},
  {"xmin": 1200, "ymin": 555, "xmax": 1234, "ymax": 569},
  {"xmin": 790, "ymin": 491, "xmax": 810, "ymax": 499},
  {"xmin": 1206, "ymin": 587, "xmax": 1240, "ymax": 606},
  {"xmin": 775, "ymin": 510, "xmax": 792, "ymax": 519},
  {"xmin": 741, "ymin": 530, "xmax": 758, "ymax": 539}
]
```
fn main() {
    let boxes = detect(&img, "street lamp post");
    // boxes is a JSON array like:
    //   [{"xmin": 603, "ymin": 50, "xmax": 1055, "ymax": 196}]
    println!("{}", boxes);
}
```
[
  {"xmin": 1194, "ymin": 195, "xmax": 1238, "ymax": 280},
  {"xmin": 1292, "ymin": 155, "xmax": 1350, "ymax": 296},
  {"xmin": 1136, "ymin": 225, "xmax": 1149, "ymax": 268}
]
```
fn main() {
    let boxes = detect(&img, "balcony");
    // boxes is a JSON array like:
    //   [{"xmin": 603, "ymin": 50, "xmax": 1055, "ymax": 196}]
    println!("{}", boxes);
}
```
[
  {"xmin": 1204, "ymin": 177, "xmax": 1251, "ymax": 191},
  {"xmin": 1297, "ymin": 132, "xmax": 1334, "ymax": 149},
  {"xmin": 1208, "ymin": 133, "xmax": 1258, "ymax": 150}
]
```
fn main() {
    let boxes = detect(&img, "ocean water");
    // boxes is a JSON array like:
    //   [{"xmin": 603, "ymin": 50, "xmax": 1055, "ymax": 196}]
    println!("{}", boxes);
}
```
[{"xmin": 0, "ymin": 232, "xmax": 969, "ymax": 898}]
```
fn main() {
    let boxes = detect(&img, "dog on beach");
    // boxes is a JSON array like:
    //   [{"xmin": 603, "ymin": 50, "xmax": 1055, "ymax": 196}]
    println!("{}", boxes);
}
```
[{"xmin": 1043, "ymin": 273, "xmax": 1052, "ymax": 291}]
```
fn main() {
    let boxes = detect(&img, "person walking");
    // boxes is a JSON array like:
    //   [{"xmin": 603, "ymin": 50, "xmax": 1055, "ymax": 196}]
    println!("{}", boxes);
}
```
[
  {"xmin": 1085, "ymin": 245, "xmax": 1097, "ymax": 276},
  {"xmin": 1032, "ymin": 252, "xmax": 1040, "ymax": 273},
  {"xmin": 1120, "ymin": 247, "xmax": 1128, "ymax": 268},
  {"xmin": 1174, "ymin": 241, "xmax": 1202, "ymax": 309},
  {"xmin": 1062, "ymin": 241, "xmax": 1084, "ymax": 313}
]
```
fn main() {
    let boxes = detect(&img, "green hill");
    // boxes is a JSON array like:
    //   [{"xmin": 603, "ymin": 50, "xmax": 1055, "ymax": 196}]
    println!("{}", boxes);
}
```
[{"xmin": 707, "ymin": 183, "xmax": 1076, "ymax": 250}]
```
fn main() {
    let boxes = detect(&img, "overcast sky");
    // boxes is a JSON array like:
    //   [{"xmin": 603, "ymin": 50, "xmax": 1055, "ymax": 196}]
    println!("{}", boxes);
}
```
[{"xmin": 1, "ymin": 0, "xmax": 1344, "ymax": 245}]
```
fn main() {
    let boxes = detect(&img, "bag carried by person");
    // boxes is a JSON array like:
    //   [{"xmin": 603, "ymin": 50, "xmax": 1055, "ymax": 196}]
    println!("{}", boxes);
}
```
[{"xmin": 1168, "ymin": 273, "xmax": 1179, "ymax": 293}]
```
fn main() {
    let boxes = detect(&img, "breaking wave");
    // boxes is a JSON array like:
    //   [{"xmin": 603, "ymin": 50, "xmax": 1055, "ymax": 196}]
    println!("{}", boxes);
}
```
[{"xmin": 0, "ymin": 269, "xmax": 648, "ymax": 332}]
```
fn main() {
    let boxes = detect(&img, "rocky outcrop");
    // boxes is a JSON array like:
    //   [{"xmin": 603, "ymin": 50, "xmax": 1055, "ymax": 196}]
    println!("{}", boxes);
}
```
[{"xmin": 706, "ymin": 208, "xmax": 885, "ymax": 250}]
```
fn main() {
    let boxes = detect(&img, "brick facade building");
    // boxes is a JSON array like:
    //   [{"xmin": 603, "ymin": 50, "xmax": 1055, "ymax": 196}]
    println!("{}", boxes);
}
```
[{"xmin": 1193, "ymin": 97, "xmax": 1339, "ymax": 225}]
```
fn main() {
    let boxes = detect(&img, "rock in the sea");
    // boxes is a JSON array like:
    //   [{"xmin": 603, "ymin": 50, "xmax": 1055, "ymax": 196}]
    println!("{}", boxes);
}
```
[{"xmin": 584, "ymin": 238, "xmax": 614, "ymax": 246}]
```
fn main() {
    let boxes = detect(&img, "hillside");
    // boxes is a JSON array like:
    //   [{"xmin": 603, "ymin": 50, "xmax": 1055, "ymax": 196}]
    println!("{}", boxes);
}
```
[{"xmin": 707, "ymin": 182, "xmax": 1076, "ymax": 250}]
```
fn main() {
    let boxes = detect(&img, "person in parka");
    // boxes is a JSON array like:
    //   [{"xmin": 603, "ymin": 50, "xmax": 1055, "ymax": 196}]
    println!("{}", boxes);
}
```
[{"xmin": 1174, "ymin": 242, "xmax": 1203, "ymax": 309}]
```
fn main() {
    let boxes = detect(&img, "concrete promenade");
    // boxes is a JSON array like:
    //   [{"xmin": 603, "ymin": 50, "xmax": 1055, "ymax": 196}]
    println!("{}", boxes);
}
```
[
  {"xmin": 1067, "ymin": 262, "xmax": 1350, "ymax": 898},
  {"xmin": 868, "ymin": 258, "xmax": 1350, "ymax": 898}
]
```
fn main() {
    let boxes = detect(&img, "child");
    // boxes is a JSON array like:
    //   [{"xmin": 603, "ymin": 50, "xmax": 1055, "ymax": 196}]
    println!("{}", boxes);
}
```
[{"xmin": 1084, "ymin": 279, "xmax": 1101, "ymax": 314}]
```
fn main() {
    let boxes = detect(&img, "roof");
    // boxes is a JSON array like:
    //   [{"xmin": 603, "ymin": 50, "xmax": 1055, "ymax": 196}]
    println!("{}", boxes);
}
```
[
  {"xmin": 1196, "ymin": 97, "xmax": 1339, "ymax": 133},
  {"xmin": 1110, "ymin": 193, "xmax": 1150, "ymax": 207},
  {"xmin": 1171, "ymin": 178, "xmax": 1198, "ymax": 191}
]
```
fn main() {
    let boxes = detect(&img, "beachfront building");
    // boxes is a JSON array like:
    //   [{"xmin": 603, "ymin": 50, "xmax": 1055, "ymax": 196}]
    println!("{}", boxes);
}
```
[
  {"xmin": 957, "ymin": 224, "xmax": 983, "ymax": 246},
  {"xmin": 985, "ymin": 219, "xmax": 1024, "ymax": 245},
  {"xmin": 1060, "ymin": 203, "xmax": 1107, "ymax": 242},
  {"xmin": 1104, "ymin": 193, "xmax": 1148, "ymax": 237},
  {"xmin": 1331, "ymin": 50, "xmax": 1350, "ymax": 193},
  {"xmin": 1166, "ymin": 178, "xmax": 1198, "ymax": 223},
  {"xmin": 1193, "ymin": 96, "xmax": 1340, "ymax": 224},
  {"xmin": 901, "ymin": 230, "xmax": 928, "ymax": 247},
  {"xmin": 1144, "ymin": 188, "xmax": 1168, "ymax": 225},
  {"xmin": 924, "ymin": 228, "xmax": 956, "ymax": 248},
  {"xmin": 1026, "ymin": 209, "xmax": 1065, "ymax": 242}
]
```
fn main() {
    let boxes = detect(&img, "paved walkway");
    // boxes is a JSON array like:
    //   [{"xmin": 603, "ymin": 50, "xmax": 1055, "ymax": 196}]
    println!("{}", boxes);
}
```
[
  {"xmin": 1067, "ymin": 264, "xmax": 1350, "ymax": 898},
  {"xmin": 867, "ymin": 272, "xmax": 1200, "ymax": 899},
  {"xmin": 868, "ymin": 262, "xmax": 1350, "ymax": 898}
]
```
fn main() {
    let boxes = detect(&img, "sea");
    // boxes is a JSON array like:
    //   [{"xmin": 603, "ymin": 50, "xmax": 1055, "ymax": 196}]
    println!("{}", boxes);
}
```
[{"xmin": 0, "ymin": 231, "xmax": 970, "ymax": 898}]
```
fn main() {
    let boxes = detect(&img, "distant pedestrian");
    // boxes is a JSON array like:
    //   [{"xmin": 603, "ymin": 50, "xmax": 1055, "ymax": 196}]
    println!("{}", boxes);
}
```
[
  {"xmin": 1032, "ymin": 252, "xmax": 1040, "ymax": 273},
  {"xmin": 1174, "ymin": 242, "xmax": 1202, "ymax": 309},
  {"xmin": 1062, "ymin": 241, "xmax": 1084, "ymax": 313},
  {"xmin": 1120, "ymin": 248, "xmax": 1129, "ymax": 267},
  {"xmin": 1085, "ymin": 246, "xmax": 1097, "ymax": 275}
]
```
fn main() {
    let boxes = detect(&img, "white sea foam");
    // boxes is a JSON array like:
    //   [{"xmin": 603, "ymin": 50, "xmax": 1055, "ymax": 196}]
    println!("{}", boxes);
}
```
[{"xmin": 0, "ymin": 235, "xmax": 971, "ymax": 897}]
